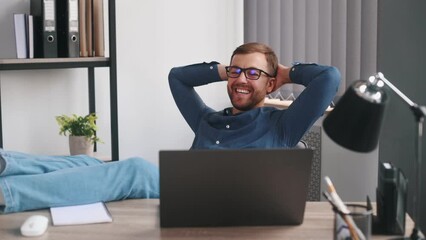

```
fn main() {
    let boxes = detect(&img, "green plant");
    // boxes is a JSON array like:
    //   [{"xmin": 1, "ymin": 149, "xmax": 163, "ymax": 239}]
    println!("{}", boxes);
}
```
[{"xmin": 55, "ymin": 113, "xmax": 102, "ymax": 144}]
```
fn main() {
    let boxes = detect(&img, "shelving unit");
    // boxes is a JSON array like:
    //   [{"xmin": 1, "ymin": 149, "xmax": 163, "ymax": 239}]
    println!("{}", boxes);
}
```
[{"xmin": 0, "ymin": 0, "xmax": 119, "ymax": 161}]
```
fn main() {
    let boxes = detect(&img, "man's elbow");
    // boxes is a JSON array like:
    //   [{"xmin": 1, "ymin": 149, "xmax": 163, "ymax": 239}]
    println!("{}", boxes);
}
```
[
  {"xmin": 324, "ymin": 66, "xmax": 341, "ymax": 90},
  {"xmin": 168, "ymin": 67, "xmax": 179, "ymax": 84}
]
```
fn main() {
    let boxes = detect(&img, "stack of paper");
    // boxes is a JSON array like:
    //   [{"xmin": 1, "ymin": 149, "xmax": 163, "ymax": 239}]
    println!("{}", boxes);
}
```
[{"xmin": 50, "ymin": 202, "xmax": 112, "ymax": 226}]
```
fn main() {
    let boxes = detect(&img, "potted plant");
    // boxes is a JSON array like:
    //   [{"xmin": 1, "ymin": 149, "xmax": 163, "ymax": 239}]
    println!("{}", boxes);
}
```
[{"xmin": 55, "ymin": 113, "xmax": 102, "ymax": 156}]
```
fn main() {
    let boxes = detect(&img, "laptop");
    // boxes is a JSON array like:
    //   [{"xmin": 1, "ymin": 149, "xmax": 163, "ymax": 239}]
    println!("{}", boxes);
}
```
[{"xmin": 159, "ymin": 148, "xmax": 313, "ymax": 228}]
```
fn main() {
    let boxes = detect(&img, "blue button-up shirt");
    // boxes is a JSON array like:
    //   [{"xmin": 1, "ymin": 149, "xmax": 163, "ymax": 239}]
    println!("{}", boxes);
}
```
[{"xmin": 169, "ymin": 62, "xmax": 340, "ymax": 149}]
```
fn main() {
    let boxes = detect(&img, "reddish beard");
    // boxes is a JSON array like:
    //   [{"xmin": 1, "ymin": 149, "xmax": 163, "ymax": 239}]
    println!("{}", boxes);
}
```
[{"xmin": 227, "ymin": 83, "xmax": 265, "ymax": 112}]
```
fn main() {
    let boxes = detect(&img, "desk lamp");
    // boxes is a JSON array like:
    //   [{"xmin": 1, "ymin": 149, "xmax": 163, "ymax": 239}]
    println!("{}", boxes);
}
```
[{"xmin": 323, "ymin": 72, "xmax": 426, "ymax": 239}]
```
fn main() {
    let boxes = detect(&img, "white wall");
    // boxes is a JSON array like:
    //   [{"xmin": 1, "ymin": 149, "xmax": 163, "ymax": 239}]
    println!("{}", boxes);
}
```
[
  {"xmin": 116, "ymin": 0, "xmax": 243, "ymax": 163},
  {"xmin": 0, "ymin": 0, "xmax": 376, "ymax": 202},
  {"xmin": 0, "ymin": 0, "xmax": 244, "ymax": 164}
]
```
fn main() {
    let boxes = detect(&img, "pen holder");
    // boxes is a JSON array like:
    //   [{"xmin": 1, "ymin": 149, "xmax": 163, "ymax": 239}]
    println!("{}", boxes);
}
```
[{"xmin": 334, "ymin": 204, "xmax": 372, "ymax": 240}]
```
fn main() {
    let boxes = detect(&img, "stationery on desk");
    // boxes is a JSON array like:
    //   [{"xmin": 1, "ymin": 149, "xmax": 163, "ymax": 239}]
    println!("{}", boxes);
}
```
[
  {"xmin": 324, "ymin": 176, "xmax": 366, "ymax": 240},
  {"xmin": 0, "ymin": 199, "xmax": 417, "ymax": 240},
  {"xmin": 50, "ymin": 202, "xmax": 112, "ymax": 226}
]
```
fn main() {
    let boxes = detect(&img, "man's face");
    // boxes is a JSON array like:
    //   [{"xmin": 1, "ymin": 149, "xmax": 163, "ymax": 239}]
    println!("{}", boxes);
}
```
[{"xmin": 227, "ymin": 52, "xmax": 275, "ymax": 114}]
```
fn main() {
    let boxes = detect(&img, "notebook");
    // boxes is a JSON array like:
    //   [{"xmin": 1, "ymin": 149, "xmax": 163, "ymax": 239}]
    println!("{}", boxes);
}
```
[{"xmin": 159, "ymin": 148, "xmax": 313, "ymax": 227}]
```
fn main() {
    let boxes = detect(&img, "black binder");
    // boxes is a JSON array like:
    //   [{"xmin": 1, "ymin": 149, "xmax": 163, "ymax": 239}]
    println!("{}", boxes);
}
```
[
  {"xmin": 56, "ymin": 0, "xmax": 80, "ymax": 57},
  {"xmin": 30, "ymin": 0, "xmax": 58, "ymax": 58}
]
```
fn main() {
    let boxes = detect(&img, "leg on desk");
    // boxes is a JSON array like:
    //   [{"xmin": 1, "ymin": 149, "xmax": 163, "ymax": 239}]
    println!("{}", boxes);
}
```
[
  {"xmin": 0, "ymin": 156, "xmax": 159, "ymax": 213},
  {"xmin": 0, "ymin": 149, "xmax": 103, "ymax": 177}
]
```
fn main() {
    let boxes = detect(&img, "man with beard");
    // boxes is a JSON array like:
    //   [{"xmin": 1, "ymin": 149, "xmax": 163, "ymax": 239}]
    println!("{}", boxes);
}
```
[{"xmin": 169, "ymin": 42, "xmax": 340, "ymax": 150}]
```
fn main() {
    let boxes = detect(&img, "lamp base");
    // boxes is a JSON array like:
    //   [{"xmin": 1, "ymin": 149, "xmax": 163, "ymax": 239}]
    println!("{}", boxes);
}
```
[
  {"xmin": 409, "ymin": 228, "xmax": 424, "ymax": 240},
  {"xmin": 390, "ymin": 228, "xmax": 424, "ymax": 240}
]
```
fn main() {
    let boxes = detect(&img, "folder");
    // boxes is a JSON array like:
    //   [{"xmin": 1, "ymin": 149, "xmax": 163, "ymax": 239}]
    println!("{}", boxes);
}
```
[
  {"xmin": 86, "ymin": 0, "xmax": 93, "ymax": 56},
  {"xmin": 56, "ymin": 0, "xmax": 80, "ymax": 57},
  {"xmin": 27, "ymin": 15, "xmax": 35, "ymax": 59},
  {"xmin": 30, "ymin": 0, "xmax": 58, "ymax": 58},
  {"xmin": 92, "ymin": 0, "xmax": 104, "ymax": 57},
  {"xmin": 13, "ymin": 13, "xmax": 28, "ymax": 59},
  {"xmin": 78, "ymin": 0, "xmax": 88, "ymax": 57}
]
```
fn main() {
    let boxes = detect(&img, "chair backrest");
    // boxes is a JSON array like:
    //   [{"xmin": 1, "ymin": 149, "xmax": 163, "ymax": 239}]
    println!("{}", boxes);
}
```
[{"xmin": 300, "ymin": 125, "xmax": 322, "ymax": 201}]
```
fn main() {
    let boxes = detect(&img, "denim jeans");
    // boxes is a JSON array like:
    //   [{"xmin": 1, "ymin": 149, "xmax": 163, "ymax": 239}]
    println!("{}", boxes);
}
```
[{"xmin": 0, "ymin": 150, "xmax": 159, "ymax": 213}]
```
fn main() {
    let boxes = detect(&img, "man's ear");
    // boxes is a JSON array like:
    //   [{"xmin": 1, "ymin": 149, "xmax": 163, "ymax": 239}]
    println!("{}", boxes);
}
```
[{"xmin": 266, "ymin": 78, "xmax": 276, "ymax": 94}]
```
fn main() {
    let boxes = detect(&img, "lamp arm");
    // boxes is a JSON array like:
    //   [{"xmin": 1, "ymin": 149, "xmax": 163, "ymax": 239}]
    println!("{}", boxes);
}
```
[{"xmin": 376, "ymin": 72, "xmax": 426, "ymax": 120}]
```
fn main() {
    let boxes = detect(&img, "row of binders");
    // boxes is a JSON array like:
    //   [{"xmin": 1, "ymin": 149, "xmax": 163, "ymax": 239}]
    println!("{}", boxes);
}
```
[{"xmin": 14, "ymin": 0, "xmax": 105, "ymax": 59}]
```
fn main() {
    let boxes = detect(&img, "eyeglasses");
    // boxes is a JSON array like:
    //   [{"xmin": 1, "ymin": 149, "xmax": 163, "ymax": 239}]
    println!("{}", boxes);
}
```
[{"xmin": 225, "ymin": 66, "xmax": 275, "ymax": 80}]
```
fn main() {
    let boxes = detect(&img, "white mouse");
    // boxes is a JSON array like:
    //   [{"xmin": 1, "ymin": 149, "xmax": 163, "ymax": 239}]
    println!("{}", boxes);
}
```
[{"xmin": 20, "ymin": 215, "xmax": 49, "ymax": 237}]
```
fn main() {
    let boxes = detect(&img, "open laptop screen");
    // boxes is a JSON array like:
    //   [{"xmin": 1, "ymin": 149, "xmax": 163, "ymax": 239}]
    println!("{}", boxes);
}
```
[{"xmin": 159, "ymin": 148, "xmax": 313, "ymax": 227}]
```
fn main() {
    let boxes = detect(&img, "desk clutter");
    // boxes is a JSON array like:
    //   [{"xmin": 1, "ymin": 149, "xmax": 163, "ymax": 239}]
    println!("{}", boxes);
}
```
[
  {"xmin": 16, "ymin": 202, "xmax": 111, "ymax": 237},
  {"xmin": 323, "ymin": 163, "xmax": 409, "ymax": 240},
  {"xmin": 323, "ymin": 176, "xmax": 370, "ymax": 240},
  {"xmin": 373, "ymin": 162, "xmax": 407, "ymax": 235},
  {"xmin": 20, "ymin": 215, "xmax": 49, "ymax": 237},
  {"xmin": 50, "ymin": 202, "xmax": 112, "ymax": 226},
  {"xmin": 0, "ymin": 199, "xmax": 416, "ymax": 240}
]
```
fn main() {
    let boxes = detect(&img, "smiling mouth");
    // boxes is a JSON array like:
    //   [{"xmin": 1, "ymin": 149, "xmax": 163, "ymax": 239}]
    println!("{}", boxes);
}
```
[{"xmin": 235, "ymin": 88, "xmax": 250, "ymax": 94}]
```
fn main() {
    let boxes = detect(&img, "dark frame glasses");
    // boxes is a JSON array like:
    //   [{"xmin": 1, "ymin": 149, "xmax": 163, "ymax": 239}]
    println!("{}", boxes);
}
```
[{"xmin": 225, "ymin": 66, "xmax": 275, "ymax": 80}]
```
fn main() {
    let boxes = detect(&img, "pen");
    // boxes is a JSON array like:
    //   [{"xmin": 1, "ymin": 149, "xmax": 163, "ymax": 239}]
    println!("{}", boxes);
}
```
[
  {"xmin": 323, "ymin": 191, "xmax": 359, "ymax": 239},
  {"xmin": 323, "ymin": 191, "xmax": 355, "ymax": 238},
  {"xmin": 324, "ymin": 176, "xmax": 366, "ymax": 240},
  {"xmin": 324, "ymin": 176, "xmax": 350, "ymax": 214},
  {"xmin": 366, "ymin": 195, "xmax": 373, "ymax": 211},
  {"xmin": 322, "ymin": 191, "xmax": 339, "ymax": 211}
]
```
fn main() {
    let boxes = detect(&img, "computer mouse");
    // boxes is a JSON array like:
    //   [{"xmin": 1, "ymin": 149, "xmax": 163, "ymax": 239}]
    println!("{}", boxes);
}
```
[{"xmin": 20, "ymin": 215, "xmax": 49, "ymax": 237}]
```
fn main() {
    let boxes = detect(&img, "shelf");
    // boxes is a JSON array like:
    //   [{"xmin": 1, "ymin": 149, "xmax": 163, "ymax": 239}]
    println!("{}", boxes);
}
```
[
  {"xmin": 0, "ymin": 0, "xmax": 119, "ymax": 161},
  {"xmin": 0, "ymin": 57, "xmax": 110, "ymax": 70}
]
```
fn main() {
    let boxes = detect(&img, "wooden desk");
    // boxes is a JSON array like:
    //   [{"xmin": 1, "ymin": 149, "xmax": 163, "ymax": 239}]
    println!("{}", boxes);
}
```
[{"xmin": 0, "ymin": 199, "xmax": 414, "ymax": 240}]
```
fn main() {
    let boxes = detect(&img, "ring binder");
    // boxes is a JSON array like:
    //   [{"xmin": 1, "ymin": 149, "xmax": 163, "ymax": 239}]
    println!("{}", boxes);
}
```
[
  {"xmin": 31, "ymin": 0, "xmax": 58, "ymax": 58},
  {"xmin": 56, "ymin": 0, "xmax": 80, "ymax": 57}
]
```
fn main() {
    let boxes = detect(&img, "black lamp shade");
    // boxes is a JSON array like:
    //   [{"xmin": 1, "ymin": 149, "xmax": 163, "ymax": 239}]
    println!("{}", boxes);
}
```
[{"xmin": 323, "ymin": 80, "xmax": 388, "ymax": 152}]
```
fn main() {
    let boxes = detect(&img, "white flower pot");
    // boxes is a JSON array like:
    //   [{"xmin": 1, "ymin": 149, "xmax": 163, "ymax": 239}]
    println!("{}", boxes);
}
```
[{"xmin": 69, "ymin": 136, "xmax": 94, "ymax": 156}]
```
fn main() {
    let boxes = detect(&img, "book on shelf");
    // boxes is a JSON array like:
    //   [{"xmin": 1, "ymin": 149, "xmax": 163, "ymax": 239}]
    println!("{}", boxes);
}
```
[
  {"xmin": 92, "ymin": 0, "xmax": 105, "ymax": 57},
  {"xmin": 11, "ymin": 0, "xmax": 105, "ymax": 59},
  {"xmin": 27, "ymin": 15, "xmax": 34, "ymax": 58},
  {"xmin": 77, "ymin": 0, "xmax": 105, "ymax": 57},
  {"xmin": 78, "ymin": 0, "xmax": 88, "ymax": 57},
  {"xmin": 13, "ymin": 13, "xmax": 34, "ymax": 59}
]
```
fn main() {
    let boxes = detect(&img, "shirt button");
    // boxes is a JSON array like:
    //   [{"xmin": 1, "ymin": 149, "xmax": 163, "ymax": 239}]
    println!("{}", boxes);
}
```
[
  {"xmin": 226, "ymin": 125, "xmax": 230, "ymax": 129},
  {"xmin": 210, "ymin": 66, "xmax": 214, "ymax": 70},
  {"xmin": 216, "ymin": 140, "xmax": 220, "ymax": 144}
]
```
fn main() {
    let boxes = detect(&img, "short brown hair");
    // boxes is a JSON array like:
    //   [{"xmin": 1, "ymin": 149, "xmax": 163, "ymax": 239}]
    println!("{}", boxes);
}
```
[{"xmin": 230, "ymin": 42, "xmax": 278, "ymax": 76}]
